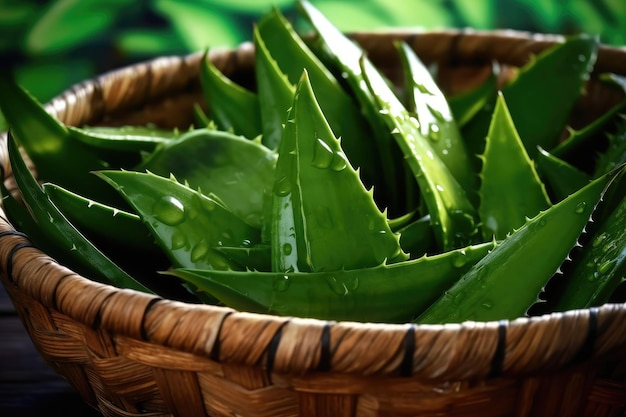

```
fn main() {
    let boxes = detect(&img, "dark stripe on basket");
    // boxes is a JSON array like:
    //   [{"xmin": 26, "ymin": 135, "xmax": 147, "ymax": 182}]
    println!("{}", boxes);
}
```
[
  {"xmin": 266, "ymin": 322, "xmax": 288, "ymax": 377},
  {"xmin": 317, "ymin": 322, "xmax": 332, "ymax": 372},
  {"xmin": 573, "ymin": 307, "xmax": 599, "ymax": 364},
  {"xmin": 5, "ymin": 242, "xmax": 34, "ymax": 285},
  {"xmin": 489, "ymin": 320, "xmax": 508, "ymax": 377},
  {"xmin": 399, "ymin": 325, "xmax": 416, "ymax": 377},
  {"xmin": 140, "ymin": 297, "xmax": 164, "ymax": 341},
  {"xmin": 210, "ymin": 310, "xmax": 233, "ymax": 361},
  {"xmin": 0, "ymin": 230, "xmax": 29, "ymax": 239}
]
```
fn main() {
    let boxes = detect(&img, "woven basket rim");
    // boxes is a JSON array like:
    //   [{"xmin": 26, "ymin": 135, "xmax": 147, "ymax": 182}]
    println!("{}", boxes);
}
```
[{"xmin": 1, "ymin": 28, "xmax": 626, "ymax": 382}]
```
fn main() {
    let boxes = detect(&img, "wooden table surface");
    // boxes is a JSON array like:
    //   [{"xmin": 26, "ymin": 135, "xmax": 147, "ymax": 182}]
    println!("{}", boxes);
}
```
[{"xmin": 0, "ymin": 283, "xmax": 102, "ymax": 417}]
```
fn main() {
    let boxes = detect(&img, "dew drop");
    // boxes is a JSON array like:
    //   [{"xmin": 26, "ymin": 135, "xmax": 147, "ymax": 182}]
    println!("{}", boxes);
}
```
[
  {"xmin": 153, "ymin": 196, "xmax": 185, "ymax": 226},
  {"xmin": 312, "ymin": 138, "xmax": 334, "ymax": 169},
  {"xmin": 574, "ymin": 201, "xmax": 587, "ymax": 214},
  {"xmin": 326, "ymin": 276, "xmax": 348, "ymax": 296},
  {"xmin": 379, "ymin": 108, "xmax": 390, "ymax": 115},
  {"xmin": 242, "ymin": 239, "xmax": 252, "ymax": 247},
  {"xmin": 435, "ymin": 184, "xmax": 444, "ymax": 192},
  {"xmin": 282, "ymin": 243, "xmax": 293, "ymax": 256},
  {"xmin": 429, "ymin": 124, "xmax": 441, "ymax": 141},
  {"xmin": 273, "ymin": 275, "xmax": 290, "ymax": 292},
  {"xmin": 452, "ymin": 251, "xmax": 467, "ymax": 268},
  {"xmin": 171, "ymin": 230, "xmax": 188, "ymax": 250},
  {"xmin": 274, "ymin": 176, "xmax": 291, "ymax": 196},
  {"xmin": 330, "ymin": 151, "xmax": 348, "ymax": 171},
  {"xmin": 190, "ymin": 242, "xmax": 209, "ymax": 263}
]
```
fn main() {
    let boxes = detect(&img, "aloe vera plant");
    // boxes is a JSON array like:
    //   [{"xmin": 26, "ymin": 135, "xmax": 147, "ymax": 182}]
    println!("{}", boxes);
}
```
[{"xmin": 1, "ymin": 1, "xmax": 625, "ymax": 326}]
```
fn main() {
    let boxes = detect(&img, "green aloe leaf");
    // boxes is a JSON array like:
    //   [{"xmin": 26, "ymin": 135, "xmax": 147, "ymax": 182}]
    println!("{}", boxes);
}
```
[
  {"xmin": 551, "ymin": 182, "xmax": 626, "ymax": 311},
  {"xmin": 397, "ymin": 41, "xmax": 476, "ymax": 195},
  {"xmin": 397, "ymin": 214, "xmax": 435, "ymax": 259},
  {"xmin": 297, "ymin": 0, "xmax": 411, "ymax": 215},
  {"xmin": 448, "ymin": 63, "xmax": 499, "ymax": 127},
  {"xmin": 69, "ymin": 124, "xmax": 181, "ymax": 152},
  {"xmin": 271, "ymin": 71, "xmax": 407, "ymax": 273},
  {"xmin": 216, "ymin": 244, "xmax": 271, "ymax": 272},
  {"xmin": 256, "ymin": 7, "xmax": 385, "ymax": 206},
  {"xmin": 253, "ymin": 25, "xmax": 295, "ymax": 150},
  {"xmin": 462, "ymin": 35, "xmax": 598, "ymax": 159},
  {"xmin": 0, "ymin": 73, "xmax": 123, "ymax": 205},
  {"xmin": 42, "ymin": 182, "xmax": 160, "ymax": 253},
  {"xmin": 361, "ymin": 54, "xmax": 479, "ymax": 251},
  {"xmin": 167, "ymin": 241, "xmax": 494, "ymax": 323},
  {"xmin": 138, "ymin": 128, "xmax": 277, "ymax": 229},
  {"xmin": 6, "ymin": 131, "xmax": 152, "ymax": 294},
  {"xmin": 416, "ymin": 165, "xmax": 623, "ymax": 324},
  {"xmin": 479, "ymin": 93, "xmax": 551, "ymax": 240},
  {"xmin": 593, "ymin": 114, "xmax": 626, "ymax": 178},
  {"xmin": 535, "ymin": 146, "xmax": 590, "ymax": 203},
  {"xmin": 96, "ymin": 170, "xmax": 261, "ymax": 272},
  {"xmin": 199, "ymin": 51, "xmax": 261, "ymax": 139},
  {"xmin": 552, "ymin": 74, "xmax": 626, "ymax": 159}
]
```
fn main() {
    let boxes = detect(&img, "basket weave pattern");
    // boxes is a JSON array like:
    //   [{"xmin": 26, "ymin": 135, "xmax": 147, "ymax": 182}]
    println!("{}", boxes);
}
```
[{"xmin": 1, "ymin": 30, "xmax": 626, "ymax": 417}]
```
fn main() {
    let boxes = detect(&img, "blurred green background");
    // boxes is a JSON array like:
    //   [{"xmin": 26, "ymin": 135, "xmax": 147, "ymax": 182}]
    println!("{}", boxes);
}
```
[{"xmin": 0, "ymin": 0, "xmax": 625, "ymax": 124}]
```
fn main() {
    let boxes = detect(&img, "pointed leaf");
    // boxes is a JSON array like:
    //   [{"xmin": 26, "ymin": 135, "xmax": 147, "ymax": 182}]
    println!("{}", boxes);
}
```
[
  {"xmin": 479, "ymin": 93, "xmax": 551, "ymax": 240},
  {"xmin": 552, "ymin": 181, "xmax": 626, "ymax": 311},
  {"xmin": 535, "ymin": 146, "xmax": 590, "ymax": 202},
  {"xmin": 96, "ymin": 170, "xmax": 261, "ymax": 271},
  {"xmin": 199, "ymin": 51, "xmax": 261, "ymax": 139},
  {"xmin": 397, "ymin": 41, "xmax": 476, "ymax": 195},
  {"xmin": 361, "ymin": 55, "xmax": 479, "ymax": 251},
  {"xmin": 257, "ymin": 7, "xmax": 385, "ymax": 206},
  {"xmin": 416, "ymin": 166, "xmax": 622, "ymax": 324},
  {"xmin": 253, "ymin": 25, "xmax": 295, "ymax": 150},
  {"xmin": 6, "ymin": 132, "xmax": 152, "ymax": 293},
  {"xmin": 167, "ymin": 241, "xmax": 494, "ymax": 323},
  {"xmin": 271, "ymin": 72, "xmax": 407, "ymax": 273}
]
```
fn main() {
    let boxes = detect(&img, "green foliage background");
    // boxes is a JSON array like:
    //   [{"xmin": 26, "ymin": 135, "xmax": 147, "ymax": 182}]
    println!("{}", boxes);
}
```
[{"xmin": 0, "ymin": 0, "xmax": 624, "ymax": 129}]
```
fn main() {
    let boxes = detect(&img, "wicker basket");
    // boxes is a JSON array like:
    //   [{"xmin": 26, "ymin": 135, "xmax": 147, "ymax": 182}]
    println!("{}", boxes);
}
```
[{"xmin": 1, "ymin": 30, "xmax": 626, "ymax": 417}]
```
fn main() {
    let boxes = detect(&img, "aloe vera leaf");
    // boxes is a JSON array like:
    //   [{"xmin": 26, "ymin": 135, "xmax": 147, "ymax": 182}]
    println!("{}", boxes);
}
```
[
  {"xmin": 462, "ymin": 35, "xmax": 598, "ymax": 159},
  {"xmin": 6, "ymin": 132, "xmax": 152, "ymax": 293},
  {"xmin": 448, "ymin": 63, "xmax": 499, "ymax": 127},
  {"xmin": 397, "ymin": 214, "xmax": 436, "ymax": 259},
  {"xmin": 167, "ymin": 241, "xmax": 494, "ymax": 323},
  {"xmin": 256, "ymin": 7, "xmax": 386, "ymax": 207},
  {"xmin": 552, "ymin": 185, "xmax": 626, "ymax": 311},
  {"xmin": 416, "ymin": 166, "xmax": 623, "ymax": 324},
  {"xmin": 68, "ymin": 125, "xmax": 172, "ymax": 152},
  {"xmin": 535, "ymin": 146, "xmax": 590, "ymax": 202},
  {"xmin": 199, "ymin": 51, "xmax": 262, "ymax": 139},
  {"xmin": 216, "ymin": 244, "xmax": 271, "ymax": 272},
  {"xmin": 296, "ymin": 0, "xmax": 411, "ymax": 215},
  {"xmin": 253, "ymin": 25, "xmax": 296, "ymax": 150},
  {"xmin": 272, "ymin": 71, "xmax": 407, "ymax": 273},
  {"xmin": 192, "ymin": 103, "xmax": 214, "ymax": 129},
  {"xmin": 396, "ymin": 41, "xmax": 476, "ymax": 195},
  {"xmin": 138, "ymin": 128, "xmax": 277, "ymax": 229},
  {"xmin": 552, "ymin": 74, "xmax": 626, "ymax": 159},
  {"xmin": 360, "ymin": 54, "xmax": 479, "ymax": 251},
  {"xmin": 593, "ymin": 114, "xmax": 626, "ymax": 178},
  {"xmin": 0, "ymin": 73, "xmax": 123, "ymax": 205},
  {"xmin": 96, "ymin": 170, "xmax": 261, "ymax": 271},
  {"xmin": 42, "ymin": 182, "xmax": 160, "ymax": 253},
  {"xmin": 479, "ymin": 93, "xmax": 552, "ymax": 240},
  {"xmin": 388, "ymin": 210, "xmax": 418, "ymax": 231}
]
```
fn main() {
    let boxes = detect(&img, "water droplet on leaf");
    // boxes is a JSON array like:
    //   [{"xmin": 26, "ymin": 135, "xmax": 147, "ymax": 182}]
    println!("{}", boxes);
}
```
[{"xmin": 153, "ymin": 196, "xmax": 185, "ymax": 225}]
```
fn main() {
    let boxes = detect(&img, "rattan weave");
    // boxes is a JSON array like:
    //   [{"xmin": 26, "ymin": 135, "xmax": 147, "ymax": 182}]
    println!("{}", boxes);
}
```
[{"xmin": 1, "ymin": 30, "xmax": 626, "ymax": 417}]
